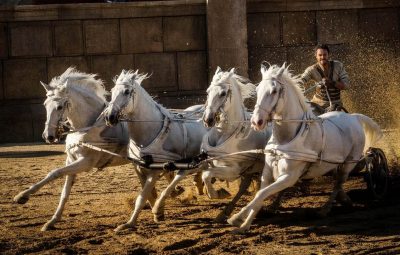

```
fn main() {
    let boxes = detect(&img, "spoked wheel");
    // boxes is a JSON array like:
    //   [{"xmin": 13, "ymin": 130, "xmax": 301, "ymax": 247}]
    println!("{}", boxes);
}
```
[{"xmin": 363, "ymin": 147, "xmax": 389, "ymax": 200}]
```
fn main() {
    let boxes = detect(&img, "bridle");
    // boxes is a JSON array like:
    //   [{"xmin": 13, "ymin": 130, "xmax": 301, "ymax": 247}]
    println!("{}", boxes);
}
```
[
  {"xmin": 254, "ymin": 78, "xmax": 285, "ymax": 124},
  {"xmin": 44, "ymin": 97, "xmax": 71, "ymax": 139},
  {"xmin": 205, "ymin": 83, "xmax": 233, "ymax": 125},
  {"xmin": 108, "ymin": 83, "xmax": 136, "ymax": 122}
]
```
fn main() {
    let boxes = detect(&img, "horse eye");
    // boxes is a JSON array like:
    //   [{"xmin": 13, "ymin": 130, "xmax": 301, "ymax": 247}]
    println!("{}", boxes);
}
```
[
  {"xmin": 220, "ymin": 91, "xmax": 227, "ymax": 97},
  {"xmin": 271, "ymin": 89, "xmax": 277, "ymax": 95},
  {"xmin": 56, "ymin": 105, "xmax": 63, "ymax": 111},
  {"xmin": 124, "ymin": 89, "xmax": 131, "ymax": 96}
]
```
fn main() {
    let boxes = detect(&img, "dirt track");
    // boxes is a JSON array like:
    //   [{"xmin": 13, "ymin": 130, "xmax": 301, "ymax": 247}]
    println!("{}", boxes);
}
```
[{"xmin": 1, "ymin": 138, "xmax": 400, "ymax": 255}]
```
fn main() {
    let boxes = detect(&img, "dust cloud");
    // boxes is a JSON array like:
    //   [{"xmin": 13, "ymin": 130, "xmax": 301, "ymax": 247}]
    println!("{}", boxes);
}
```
[{"xmin": 342, "ymin": 37, "xmax": 400, "ymax": 169}]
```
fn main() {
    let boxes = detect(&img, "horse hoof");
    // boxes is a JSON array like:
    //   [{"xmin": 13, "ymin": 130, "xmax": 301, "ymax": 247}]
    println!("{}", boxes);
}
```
[
  {"xmin": 154, "ymin": 214, "xmax": 165, "ymax": 223},
  {"xmin": 214, "ymin": 213, "xmax": 227, "ymax": 223},
  {"xmin": 114, "ymin": 224, "xmax": 134, "ymax": 233},
  {"xmin": 227, "ymin": 214, "xmax": 244, "ymax": 227},
  {"xmin": 14, "ymin": 193, "xmax": 29, "ymax": 204},
  {"xmin": 217, "ymin": 188, "xmax": 231, "ymax": 199},
  {"xmin": 170, "ymin": 186, "xmax": 185, "ymax": 198},
  {"xmin": 338, "ymin": 198, "xmax": 353, "ymax": 207},
  {"xmin": 41, "ymin": 223, "xmax": 56, "ymax": 231},
  {"xmin": 232, "ymin": 227, "xmax": 248, "ymax": 234},
  {"xmin": 264, "ymin": 206, "xmax": 279, "ymax": 215},
  {"xmin": 316, "ymin": 209, "xmax": 329, "ymax": 218},
  {"xmin": 196, "ymin": 188, "xmax": 204, "ymax": 196}
]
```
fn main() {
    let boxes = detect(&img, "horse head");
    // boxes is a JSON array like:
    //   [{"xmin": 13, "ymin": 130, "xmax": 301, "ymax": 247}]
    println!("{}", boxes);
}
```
[
  {"xmin": 251, "ymin": 64, "xmax": 288, "ymax": 131},
  {"xmin": 203, "ymin": 67, "xmax": 255, "ymax": 128},
  {"xmin": 104, "ymin": 70, "xmax": 148, "ymax": 126},
  {"xmin": 42, "ymin": 67, "xmax": 108, "ymax": 143},
  {"xmin": 202, "ymin": 67, "xmax": 235, "ymax": 127},
  {"xmin": 41, "ymin": 80, "xmax": 70, "ymax": 143}
]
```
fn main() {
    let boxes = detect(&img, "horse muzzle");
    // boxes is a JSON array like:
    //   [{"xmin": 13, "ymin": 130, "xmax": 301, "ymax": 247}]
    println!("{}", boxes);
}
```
[
  {"xmin": 104, "ymin": 108, "xmax": 120, "ymax": 126},
  {"xmin": 250, "ymin": 114, "xmax": 266, "ymax": 131},
  {"xmin": 202, "ymin": 111, "xmax": 216, "ymax": 128},
  {"xmin": 203, "ymin": 117, "xmax": 216, "ymax": 128},
  {"xmin": 42, "ymin": 132, "xmax": 57, "ymax": 144}
]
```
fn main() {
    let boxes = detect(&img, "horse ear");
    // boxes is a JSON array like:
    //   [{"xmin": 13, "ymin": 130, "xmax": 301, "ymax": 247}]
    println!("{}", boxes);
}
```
[
  {"xmin": 134, "ymin": 70, "xmax": 139, "ymax": 75},
  {"xmin": 65, "ymin": 79, "xmax": 72, "ymax": 89},
  {"xmin": 277, "ymin": 65, "xmax": 285, "ymax": 77},
  {"xmin": 229, "ymin": 68, "xmax": 235, "ymax": 74},
  {"xmin": 59, "ymin": 79, "xmax": 70, "ymax": 92},
  {"xmin": 215, "ymin": 66, "xmax": 222, "ymax": 74},
  {"xmin": 260, "ymin": 64, "xmax": 267, "ymax": 76},
  {"xmin": 40, "ymin": 81, "xmax": 51, "ymax": 91}
]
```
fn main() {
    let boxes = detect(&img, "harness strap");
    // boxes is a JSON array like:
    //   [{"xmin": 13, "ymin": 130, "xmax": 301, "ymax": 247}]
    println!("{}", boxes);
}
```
[
  {"xmin": 315, "ymin": 65, "xmax": 326, "ymax": 79},
  {"xmin": 329, "ymin": 61, "xmax": 335, "ymax": 80},
  {"xmin": 318, "ymin": 119, "xmax": 326, "ymax": 162},
  {"xmin": 182, "ymin": 121, "xmax": 188, "ymax": 158}
]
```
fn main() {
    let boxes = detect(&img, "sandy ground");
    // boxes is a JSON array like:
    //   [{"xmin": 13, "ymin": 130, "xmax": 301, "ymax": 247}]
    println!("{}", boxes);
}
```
[{"xmin": 1, "ymin": 132, "xmax": 399, "ymax": 255}]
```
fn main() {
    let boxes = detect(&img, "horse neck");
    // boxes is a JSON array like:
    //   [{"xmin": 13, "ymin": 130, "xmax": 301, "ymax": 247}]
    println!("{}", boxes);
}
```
[
  {"xmin": 126, "ymin": 86, "xmax": 165, "ymax": 147},
  {"xmin": 272, "ymin": 84, "xmax": 305, "ymax": 144},
  {"xmin": 66, "ymin": 88, "xmax": 105, "ymax": 129}
]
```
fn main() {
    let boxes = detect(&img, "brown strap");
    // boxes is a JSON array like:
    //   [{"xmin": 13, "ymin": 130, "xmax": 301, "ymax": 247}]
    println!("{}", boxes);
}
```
[
  {"xmin": 315, "ymin": 65, "xmax": 325, "ymax": 79},
  {"xmin": 329, "ymin": 61, "xmax": 335, "ymax": 81}
]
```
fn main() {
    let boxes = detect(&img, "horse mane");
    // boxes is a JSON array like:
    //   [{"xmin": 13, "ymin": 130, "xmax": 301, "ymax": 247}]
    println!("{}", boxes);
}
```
[
  {"xmin": 262, "ymin": 63, "xmax": 310, "ymax": 112},
  {"xmin": 209, "ymin": 69, "xmax": 256, "ymax": 103},
  {"xmin": 114, "ymin": 70, "xmax": 173, "ymax": 117},
  {"xmin": 48, "ymin": 67, "xmax": 108, "ymax": 102}
]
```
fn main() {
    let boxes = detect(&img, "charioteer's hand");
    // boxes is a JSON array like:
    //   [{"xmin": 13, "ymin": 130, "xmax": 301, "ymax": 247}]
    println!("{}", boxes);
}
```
[
  {"xmin": 316, "ymin": 80, "xmax": 326, "ymax": 89},
  {"xmin": 322, "ymin": 78, "xmax": 336, "ymax": 88}
]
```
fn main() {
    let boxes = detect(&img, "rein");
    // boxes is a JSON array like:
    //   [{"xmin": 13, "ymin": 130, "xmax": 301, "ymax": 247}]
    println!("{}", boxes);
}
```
[{"xmin": 78, "ymin": 140, "xmax": 266, "ymax": 171}]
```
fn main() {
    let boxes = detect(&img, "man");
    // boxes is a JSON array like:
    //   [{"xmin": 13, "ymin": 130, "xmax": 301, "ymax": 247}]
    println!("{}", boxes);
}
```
[{"xmin": 300, "ymin": 44, "xmax": 350, "ymax": 114}]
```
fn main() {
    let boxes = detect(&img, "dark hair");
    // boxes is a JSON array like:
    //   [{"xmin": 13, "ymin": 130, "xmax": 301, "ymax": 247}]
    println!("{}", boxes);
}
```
[{"xmin": 315, "ymin": 44, "xmax": 330, "ymax": 54}]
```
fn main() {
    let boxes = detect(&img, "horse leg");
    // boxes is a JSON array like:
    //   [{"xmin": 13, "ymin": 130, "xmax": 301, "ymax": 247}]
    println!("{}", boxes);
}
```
[
  {"xmin": 202, "ymin": 170, "xmax": 220, "ymax": 199},
  {"xmin": 41, "ymin": 174, "xmax": 76, "ymax": 231},
  {"xmin": 214, "ymin": 174, "xmax": 252, "ymax": 223},
  {"xmin": 318, "ymin": 163, "xmax": 353, "ymax": 217},
  {"xmin": 152, "ymin": 169, "xmax": 198, "ymax": 222},
  {"xmin": 235, "ymin": 172, "xmax": 300, "ymax": 233},
  {"xmin": 266, "ymin": 191, "xmax": 285, "ymax": 214},
  {"xmin": 336, "ymin": 189, "xmax": 353, "ymax": 207},
  {"xmin": 14, "ymin": 157, "xmax": 92, "ymax": 204},
  {"xmin": 134, "ymin": 166, "xmax": 157, "ymax": 207},
  {"xmin": 227, "ymin": 161, "xmax": 274, "ymax": 228},
  {"xmin": 193, "ymin": 171, "xmax": 204, "ymax": 195},
  {"xmin": 115, "ymin": 170, "xmax": 160, "ymax": 232},
  {"xmin": 228, "ymin": 161, "xmax": 304, "ymax": 233}
]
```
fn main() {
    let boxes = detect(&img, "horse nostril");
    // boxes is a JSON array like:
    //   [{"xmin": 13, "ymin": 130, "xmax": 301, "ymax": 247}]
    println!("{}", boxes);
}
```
[
  {"xmin": 106, "ymin": 113, "xmax": 119, "ymax": 125},
  {"xmin": 206, "ymin": 118, "xmax": 215, "ymax": 127},
  {"xmin": 48, "ymin": 136, "xmax": 54, "ymax": 142},
  {"xmin": 257, "ymin": 119, "xmax": 263, "ymax": 126}
]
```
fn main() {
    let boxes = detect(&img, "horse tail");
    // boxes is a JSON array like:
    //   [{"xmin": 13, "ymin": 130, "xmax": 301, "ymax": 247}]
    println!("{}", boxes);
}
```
[{"xmin": 354, "ymin": 113, "xmax": 383, "ymax": 153}]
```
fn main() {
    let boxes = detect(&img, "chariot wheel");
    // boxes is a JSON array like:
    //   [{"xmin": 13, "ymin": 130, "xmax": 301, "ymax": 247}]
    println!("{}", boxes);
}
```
[{"xmin": 363, "ymin": 147, "xmax": 389, "ymax": 200}]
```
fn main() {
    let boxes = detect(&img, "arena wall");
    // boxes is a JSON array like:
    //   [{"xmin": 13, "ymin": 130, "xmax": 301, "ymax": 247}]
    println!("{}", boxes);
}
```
[{"xmin": 0, "ymin": 0, "xmax": 398, "ymax": 143}]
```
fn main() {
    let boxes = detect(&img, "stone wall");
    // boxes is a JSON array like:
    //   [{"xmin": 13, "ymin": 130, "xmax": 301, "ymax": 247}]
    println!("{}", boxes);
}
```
[
  {"xmin": 0, "ymin": 1, "xmax": 208, "ymax": 142},
  {"xmin": 0, "ymin": 0, "xmax": 399, "ymax": 143}
]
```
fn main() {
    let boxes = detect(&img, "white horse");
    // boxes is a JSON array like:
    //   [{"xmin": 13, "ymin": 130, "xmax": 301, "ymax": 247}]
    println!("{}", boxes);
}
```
[
  {"xmin": 227, "ymin": 64, "xmax": 382, "ymax": 232},
  {"xmin": 104, "ymin": 70, "xmax": 208, "ymax": 232},
  {"xmin": 13, "ymin": 67, "xmax": 133, "ymax": 231},
  {"xmin": 200, "ymin": 67, "xmax": 270, "ymax": 222}
]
